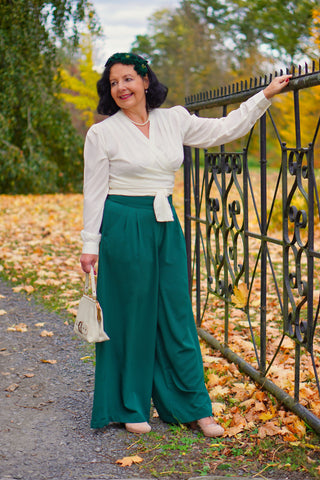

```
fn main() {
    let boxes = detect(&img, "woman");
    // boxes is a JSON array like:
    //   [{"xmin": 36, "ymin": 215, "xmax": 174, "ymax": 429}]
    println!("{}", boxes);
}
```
[{"xmin": 80, "ymin": 52, "xmax": 291, "ymax": 436}]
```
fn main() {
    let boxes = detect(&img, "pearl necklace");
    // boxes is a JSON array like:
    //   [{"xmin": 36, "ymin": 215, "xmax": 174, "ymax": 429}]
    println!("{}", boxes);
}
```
[{"xmin": 127, "ymin": 115, "xmax": 150, "ymax": 127}]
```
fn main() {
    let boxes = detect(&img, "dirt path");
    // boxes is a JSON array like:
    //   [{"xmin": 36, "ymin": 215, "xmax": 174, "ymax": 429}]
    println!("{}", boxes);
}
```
[{"xmin": 0, "ymin": 278, "xmax": 162, "ymax": 480}]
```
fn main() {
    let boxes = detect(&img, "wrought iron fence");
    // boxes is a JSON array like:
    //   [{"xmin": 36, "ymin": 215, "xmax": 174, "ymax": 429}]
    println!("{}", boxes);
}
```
[{"xmin": 183, "ymin": 61, "xmax": 320, "ymax": 434}]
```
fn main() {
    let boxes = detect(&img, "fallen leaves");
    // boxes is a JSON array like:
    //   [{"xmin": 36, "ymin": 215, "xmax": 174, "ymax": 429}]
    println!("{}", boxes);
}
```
[
  {"xmin": 12, "ymin": 285, "xmax": 35, "ymax": 294},
  {"xmin": 116, "ymin": 455, "xmax": 143, "ymax": 467},
  {"xmin": 231, "ymin": 283, "xmax": 249, "ymax": 309},
  {"xmin": 0, "ymin": 309, "xmax": 7, "ymax": 315},
  {"xmin": 40, "ymin": 330, "xmax": 54, "ymax": 337},
  {"xmin": 258, "ymin": 421, "xmax": 282, "ymax": 438},
  {"xmin": 5, "ymin": 383, "xmax": 19, "ymax": 392},
  {"xmin": 7, "ymin": 323, "xmax": 28, "ymax": 332},
  {"xmin": 0, "ymin": 185, "xmax": 319, "ymax": 445}
]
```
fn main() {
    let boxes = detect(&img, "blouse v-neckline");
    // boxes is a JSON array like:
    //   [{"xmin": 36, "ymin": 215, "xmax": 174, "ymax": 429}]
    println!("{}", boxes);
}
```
[{"xmin": 120, "ymin": 110, "xmax": 152, "ymax": 141}]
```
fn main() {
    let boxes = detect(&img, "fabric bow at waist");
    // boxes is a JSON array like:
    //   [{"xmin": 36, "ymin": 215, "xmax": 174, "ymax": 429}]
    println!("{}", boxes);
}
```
[
  {"xmin": 108, "ymin": 187, "xmax": 174, "ymax": 222},
  {"xmin": 153, "ymin": 190, "xmax": 174, "ymax": 222}
]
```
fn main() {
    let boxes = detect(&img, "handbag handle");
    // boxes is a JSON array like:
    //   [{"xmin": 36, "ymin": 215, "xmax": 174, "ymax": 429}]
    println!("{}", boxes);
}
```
[{"xmin": 84, "ymin": 266, "xmax": 97, "ymax": 299}]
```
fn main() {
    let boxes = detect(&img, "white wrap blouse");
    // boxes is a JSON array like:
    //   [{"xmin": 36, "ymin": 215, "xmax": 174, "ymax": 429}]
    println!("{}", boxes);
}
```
[{"xmin": 81, "ymin": 90, "xmax": 271, "ymax": 254}]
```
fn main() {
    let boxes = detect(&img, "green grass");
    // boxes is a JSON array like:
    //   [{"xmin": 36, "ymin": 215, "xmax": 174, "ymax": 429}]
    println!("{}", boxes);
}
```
[{"xmin": 124, "ymin": 423, "xmax": 320, "ymax": 479}]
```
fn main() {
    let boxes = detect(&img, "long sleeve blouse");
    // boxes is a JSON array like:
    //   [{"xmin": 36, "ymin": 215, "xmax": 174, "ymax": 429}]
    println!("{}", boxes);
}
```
[{"xmin": 81, "ymin": 90, "xmax": 271, "ymax": 254}]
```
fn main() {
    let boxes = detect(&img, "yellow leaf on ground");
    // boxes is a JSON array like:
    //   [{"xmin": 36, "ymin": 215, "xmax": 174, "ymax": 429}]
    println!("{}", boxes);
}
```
[
  {"xmin": 0, "ymin": 309, "xmax": 7, "ymax": 315},
  {"xmin": 40, "ymin": 359, "xmax": 57, "ymax": 364},
  {"xmin": 305, "ymin": 443, "xmax": 320, "ymax": 450},
  {"xmin": 231, "ymin": 283, "xmax": 249, "ymax": 309},
  {"xmin": 12, "ymin": 285, "xmax": 34, "ymax": 294},
  {"xmin": 207, "ymin": 372, "xmax": 220, "ymax": 388},
  {"xmin": 116, "ymin": 455, "xmax": 143, "ymax": 467},
  {"xmin": 209, "ymin": 385, "xmax": 230, "ymax": 399},
  {"xmin": 35, "ymin": 323, "xmax": 45, "ymax": 327},
  {"xmin": 40, "ymin": 330, "xmax": 54, "ymax": 337},
  {"xmin": 7, "ymin": 323, "xmax": 28, "ymax": 332},
  {"xmin": 259, "ymin": 411, "xmax": 274, "ymax": 421},
  {"xmin": 211, "ymin": 402, "xmax": 226, "ymax": 416},
  {"xmin": 34, "ymin": 279, "xmax": 48, "ymax": 286},
  {"xmin": 46, "ymin": 279, "xmax": 61, "ymax": 286}
]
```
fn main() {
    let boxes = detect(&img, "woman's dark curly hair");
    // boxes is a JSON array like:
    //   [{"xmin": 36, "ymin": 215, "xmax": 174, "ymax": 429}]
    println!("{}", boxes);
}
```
[{"xmin": 97, "ymin": 52, "xmax": 168, "ymax": 116}]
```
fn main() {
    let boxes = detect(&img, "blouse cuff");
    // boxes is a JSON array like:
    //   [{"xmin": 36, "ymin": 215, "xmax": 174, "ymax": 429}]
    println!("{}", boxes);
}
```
[
  {"xmin": 256, "ymin": 89, "xmax": 272, "ymax": 107},
  {"xmin": 81, "ymin": 230, "xmax": 101, "ymax": 255}
]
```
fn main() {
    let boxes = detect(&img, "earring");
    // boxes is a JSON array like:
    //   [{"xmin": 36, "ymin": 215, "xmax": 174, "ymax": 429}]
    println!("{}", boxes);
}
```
[{"xmin": 145, "ymin": 89, "xmax": 148, "ymax": 94}]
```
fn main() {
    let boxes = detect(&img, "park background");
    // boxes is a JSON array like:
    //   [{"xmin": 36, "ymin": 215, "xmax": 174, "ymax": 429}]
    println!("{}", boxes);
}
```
[{"xmin": 1, "ymin": 1, "xmax": 320, "ymax": 478}]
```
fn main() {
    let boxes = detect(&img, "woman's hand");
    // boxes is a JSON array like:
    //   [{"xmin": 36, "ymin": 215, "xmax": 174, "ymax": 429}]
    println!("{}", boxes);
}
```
[
  {"xmin": 263, "ymin": 74, "xmax": 292, "ymax": 99},
  {"xmin": 80, "ymin": 253, "xmax": 98, "ymax": 273}
]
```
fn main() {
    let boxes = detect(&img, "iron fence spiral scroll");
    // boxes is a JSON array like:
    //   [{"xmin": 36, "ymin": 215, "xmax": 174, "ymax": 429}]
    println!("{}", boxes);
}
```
[{"xmin": 184, "ymin": 61, "xmax": 320, "ymax": 434}]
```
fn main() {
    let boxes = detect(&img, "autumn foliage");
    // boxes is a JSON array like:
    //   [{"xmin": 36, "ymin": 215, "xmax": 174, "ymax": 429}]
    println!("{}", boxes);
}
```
[{"xmin": 1, "ymin": 170, "xmax": 320, "ymax": 445}]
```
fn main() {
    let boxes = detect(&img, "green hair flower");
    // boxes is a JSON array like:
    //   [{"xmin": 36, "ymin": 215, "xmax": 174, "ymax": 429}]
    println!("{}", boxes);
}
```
[{"xmin": 105, "ymin": 52, "xmax": 148, "ymax": 77}]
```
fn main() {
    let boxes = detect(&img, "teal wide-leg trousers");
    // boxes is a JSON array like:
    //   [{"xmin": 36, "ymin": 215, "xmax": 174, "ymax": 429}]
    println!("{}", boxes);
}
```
[{"xmin": 91, "ymin": 195, "xmax": 212, "ymax": 428}]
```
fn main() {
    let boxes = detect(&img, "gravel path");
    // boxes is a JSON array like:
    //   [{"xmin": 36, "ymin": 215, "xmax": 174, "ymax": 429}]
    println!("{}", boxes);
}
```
[{"xmin": 0, "ymin": 278, "xmax": 165, "ymax": 480}]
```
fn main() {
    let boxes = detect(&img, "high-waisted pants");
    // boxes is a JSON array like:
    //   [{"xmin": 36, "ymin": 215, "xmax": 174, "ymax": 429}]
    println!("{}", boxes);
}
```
[{"xmin": 91, "ymin": 195, "xmax": 212, "ymax": 428}]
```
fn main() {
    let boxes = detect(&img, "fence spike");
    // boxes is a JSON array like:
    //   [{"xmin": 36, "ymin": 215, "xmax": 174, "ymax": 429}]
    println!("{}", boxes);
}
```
[{"xmin": 185, "ymin": 57, "xmax": 320, "ymax": 108}]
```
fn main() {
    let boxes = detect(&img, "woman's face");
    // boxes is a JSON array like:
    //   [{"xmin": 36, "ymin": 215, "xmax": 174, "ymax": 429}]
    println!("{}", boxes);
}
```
[{"xmin": 109, "ymin": 63, "xmax": 149, "ymax": 112}]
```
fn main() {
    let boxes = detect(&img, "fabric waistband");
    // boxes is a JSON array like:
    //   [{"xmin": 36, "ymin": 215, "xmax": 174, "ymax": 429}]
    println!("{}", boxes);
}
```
[{"xmin": 107, "ymin": 191, "xmax": 174, "ymax": 222}]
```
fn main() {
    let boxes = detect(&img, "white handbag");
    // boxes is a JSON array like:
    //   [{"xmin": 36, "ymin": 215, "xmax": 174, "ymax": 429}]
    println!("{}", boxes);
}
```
[{"xmin": 74, "ymin": 266, "xmax": 110, "ymax": 343}]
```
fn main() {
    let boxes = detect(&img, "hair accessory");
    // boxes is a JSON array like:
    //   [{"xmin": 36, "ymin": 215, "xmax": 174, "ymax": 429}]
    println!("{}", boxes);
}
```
[{"xmin": 105, "ymin": 52, "xmax": 148, "ymax": 77}]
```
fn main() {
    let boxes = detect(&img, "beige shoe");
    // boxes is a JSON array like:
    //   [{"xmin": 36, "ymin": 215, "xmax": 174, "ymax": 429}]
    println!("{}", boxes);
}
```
[
  {"xmin": 190, "ymin": 416, "xmax": 224, "ymax": 437},
  {"xmin": 125, "ymin": 422, "xmax": 151, "ymax": 434}
]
